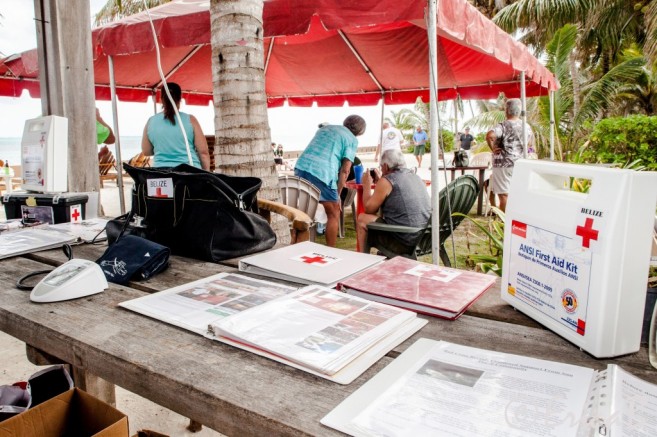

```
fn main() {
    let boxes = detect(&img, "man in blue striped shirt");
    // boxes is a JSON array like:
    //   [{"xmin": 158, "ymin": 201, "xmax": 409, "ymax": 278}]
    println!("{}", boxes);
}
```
[{"xmin": 295, "ymin": 115, "xmax": 366, "ymax": 247}]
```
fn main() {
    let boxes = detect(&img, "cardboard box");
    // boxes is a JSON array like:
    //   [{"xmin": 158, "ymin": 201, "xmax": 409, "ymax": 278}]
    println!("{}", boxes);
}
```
[{"xmin": 0, "ymin": 388, "xmax": 128, "ymax": 437}]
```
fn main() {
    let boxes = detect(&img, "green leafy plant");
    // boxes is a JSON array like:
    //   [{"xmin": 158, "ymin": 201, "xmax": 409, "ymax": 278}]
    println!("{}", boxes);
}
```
[
  {"xmin": 453, "ymin": 208, "xmax": 505, "ymax": 276},
  {"xmin": 585, "ymin": 115, "xmax": 657, "ymax": 170}
]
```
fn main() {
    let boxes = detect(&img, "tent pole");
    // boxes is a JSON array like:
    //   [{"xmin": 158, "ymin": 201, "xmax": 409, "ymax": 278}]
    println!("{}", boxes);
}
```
[
  {"xmin": 520, "ymin": 71, "xmax": 527, "ymax": 158},
  {"xmin": 338, "ymin": 30, "xmax": 384, "ymax": 93},
  {"xmin": 108, "ymin": 55, "xmax": 126, "ymax": 214},
  {"xmin": 428, "ymin": 0, "xmax": 439, "ymax": 265},
  {"xmin": 454, "ymin": 98, "xmax": 459, "ymax": 149},
  {"xmin": 379, "ymin": 95, "xmax": 385, "ymax": 157},
  {"xmin": 549, "ymin": 90, "xmax": 555, "ymax": 160}
]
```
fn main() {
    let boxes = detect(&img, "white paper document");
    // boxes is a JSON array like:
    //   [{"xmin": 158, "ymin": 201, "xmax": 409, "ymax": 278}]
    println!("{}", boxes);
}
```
[
  {"xmin": 0, "ymin": 228, "xmax": 76, "ymax": 259},
  {"xmin": 44, "ymin": 218, "xmax": 108, "ymax": 242},
  {"xmin": 322, "ymin": 339, "xmax": 657, "ymax": 436}
]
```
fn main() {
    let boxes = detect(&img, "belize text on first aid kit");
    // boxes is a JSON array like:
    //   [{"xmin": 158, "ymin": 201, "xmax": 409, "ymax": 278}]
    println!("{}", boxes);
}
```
[{"xmin": 502, "ymin": 160, "xmax": 657, "ymax": 358}]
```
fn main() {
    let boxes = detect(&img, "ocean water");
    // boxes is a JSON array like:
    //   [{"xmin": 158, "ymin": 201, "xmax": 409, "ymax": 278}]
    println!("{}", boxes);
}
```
[
  {"xmin": 0, "ymin": 133, "xmax": 373, "ymax": 165},
  {"xmin": 0, "ymin": 136, "xmax": 145, "ymax": 166}
]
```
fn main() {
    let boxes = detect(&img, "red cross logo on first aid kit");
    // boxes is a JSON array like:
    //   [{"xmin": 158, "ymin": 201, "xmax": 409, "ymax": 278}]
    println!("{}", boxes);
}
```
[
  {"xmin": 301, "ymin": 255, "xmax": 328, "ymax": 264},
  {"xmin": 576, "ymin": 217, "xmax": 599, "ymax": 248},
  {"xmin": 70, "ymin": 206, "xmax": 81, "ymax": 223}
]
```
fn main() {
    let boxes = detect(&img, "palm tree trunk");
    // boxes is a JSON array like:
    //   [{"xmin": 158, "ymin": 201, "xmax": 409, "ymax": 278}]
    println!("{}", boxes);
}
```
[
  {"xmin": 569, "ymin": 53, "xmax": 580, "ymax": 117},
  {"xmin": 210, "ymin": 0, "xmax": 288, "ymax": 242}
]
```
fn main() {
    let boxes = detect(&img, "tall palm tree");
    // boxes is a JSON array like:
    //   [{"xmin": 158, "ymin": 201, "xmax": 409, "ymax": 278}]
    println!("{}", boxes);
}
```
[
  {"xmin": 494, "ymin": 0, "xmax": 656, "ymax": 68},
  {"xmin": 96, "ymin": 0, "xmax": 285, "ymax": 239},
  {"xmin": 209, "ymin": 0, "xmax": 279, "ymax": 201},
  {"xmin": 94, "ymin": 0, "xmax": 169, "ymax": 25},
  {"xmin": 469, "ymin": 0, "xmax": 518, "ymax": 19}
]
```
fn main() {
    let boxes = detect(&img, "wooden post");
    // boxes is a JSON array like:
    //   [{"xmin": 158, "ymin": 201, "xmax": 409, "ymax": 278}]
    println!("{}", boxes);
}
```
[{"xmin": 33, "ymin": 0, "xmax": 101, "ymax": 197}]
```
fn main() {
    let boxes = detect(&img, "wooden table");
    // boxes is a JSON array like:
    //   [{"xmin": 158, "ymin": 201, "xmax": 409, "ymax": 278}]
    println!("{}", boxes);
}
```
[
  {"xmin": 1, "ymin": 245, "xmax": 655, "ymax": 436},
  {"xmin": 439, "ymin": 165, "xmax": 489, "ymax": 215}
]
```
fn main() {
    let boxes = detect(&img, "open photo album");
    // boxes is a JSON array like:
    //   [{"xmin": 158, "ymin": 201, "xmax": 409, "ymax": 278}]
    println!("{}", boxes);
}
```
[{"xmin": 120, "ymin": 273, "xmax": 426, "ymax": 384}]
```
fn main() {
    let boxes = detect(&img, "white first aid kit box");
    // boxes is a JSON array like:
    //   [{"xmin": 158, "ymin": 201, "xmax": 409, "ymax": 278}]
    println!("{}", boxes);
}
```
[
  {"xmin": 502, "ymin": 160, "xmax": 657, "ymax": 357},
  {"xmin": 21, "ymin": 115, "xmax": 68, "ymax": 192}
]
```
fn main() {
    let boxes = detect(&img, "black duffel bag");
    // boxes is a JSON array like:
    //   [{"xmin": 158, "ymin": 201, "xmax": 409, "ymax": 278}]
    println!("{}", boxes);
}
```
[{"xmin": 122, "ymin": 163, "xmax": 276, "ymax": 262}]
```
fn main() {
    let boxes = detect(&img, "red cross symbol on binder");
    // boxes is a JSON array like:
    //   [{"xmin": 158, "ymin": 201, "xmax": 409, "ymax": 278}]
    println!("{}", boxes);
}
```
[
  {"xmin": 154, "ymin": 187, "xmax": 168, "ymax": 198},
  {"xmin": 71, "ymin": 208, "xmax": 81, "ymax": 222},
  {"xmin": 301, "ymin": 255, "xmax": 327, "ymax": 264},
  {"xmin": 576, "ymin": 217, "xmax": 599, "ymax": 248}
]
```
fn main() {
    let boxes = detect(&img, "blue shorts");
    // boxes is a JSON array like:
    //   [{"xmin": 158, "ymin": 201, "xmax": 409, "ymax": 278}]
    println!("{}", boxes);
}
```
[{"xmin": 294, "ymin": 169, "xmax": 339, "ymax": 202}]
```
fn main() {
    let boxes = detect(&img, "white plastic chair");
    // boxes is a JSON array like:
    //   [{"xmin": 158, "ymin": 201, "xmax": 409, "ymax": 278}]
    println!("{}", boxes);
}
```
[
  {"xmin": 470, "ymin": 152, "xmax": 493, "ymax": 214},
  {"xmin": 278, "ymin": 175, "xmax": 321, "ymax": 241},
  {"xmin": 470, "ymin": 152, "xmax": 492, "ymax": 168}
]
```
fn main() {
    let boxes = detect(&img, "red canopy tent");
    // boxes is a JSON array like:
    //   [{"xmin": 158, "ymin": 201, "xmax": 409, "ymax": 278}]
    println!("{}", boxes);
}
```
[
  {"xmin": 0, "ymin": 0, "xmax": 558, "ymax": 260},
  {"xmin": 0, "ymin": 0, "xmax": 557, "ymax": 107}
]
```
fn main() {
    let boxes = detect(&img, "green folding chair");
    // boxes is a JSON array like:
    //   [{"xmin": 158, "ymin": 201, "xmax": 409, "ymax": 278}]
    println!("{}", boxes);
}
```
[{"xmin": 366, "ymin": 174, "xmax": 479, "ymax": 266}]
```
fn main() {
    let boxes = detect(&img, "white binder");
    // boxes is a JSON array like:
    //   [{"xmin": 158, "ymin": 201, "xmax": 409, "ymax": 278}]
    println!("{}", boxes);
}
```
[{"xmin": 502, "ymin": 160, "xmax": 657, "ymax": 357}]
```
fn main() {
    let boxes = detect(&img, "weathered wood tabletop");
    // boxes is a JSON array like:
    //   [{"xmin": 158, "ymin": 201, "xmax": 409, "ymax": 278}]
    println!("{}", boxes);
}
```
[{"xmin": 0, "ymin": 244, "xmax": 654, "ymax": 436}]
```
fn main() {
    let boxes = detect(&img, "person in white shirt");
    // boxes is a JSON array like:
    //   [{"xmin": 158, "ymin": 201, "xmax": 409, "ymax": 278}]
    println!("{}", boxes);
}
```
[{"xmin": 375, "ymin": 122, "xmax": 404, "ymax": 162}]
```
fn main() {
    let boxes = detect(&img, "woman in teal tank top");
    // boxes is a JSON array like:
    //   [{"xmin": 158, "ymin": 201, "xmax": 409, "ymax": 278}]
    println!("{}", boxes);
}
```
[{"xmin": 141, "ymin": 82, "xmax": 211, "ymax": 170}]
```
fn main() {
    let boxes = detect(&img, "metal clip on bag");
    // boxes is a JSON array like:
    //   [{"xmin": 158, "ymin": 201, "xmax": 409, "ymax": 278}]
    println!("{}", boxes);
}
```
[
  {"xmin": 105, "ymin": 211, "xmax": 148, "ymax": 245},
  {"xmin": 123, "ymin": 163, "xmax": 276, "ymax": 262}
]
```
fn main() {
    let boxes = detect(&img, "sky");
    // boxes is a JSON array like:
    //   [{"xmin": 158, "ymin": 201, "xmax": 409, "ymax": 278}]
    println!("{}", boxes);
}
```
[{"xmin": 0, "ymin": 1, "xmax": 462, "ymax": 149}]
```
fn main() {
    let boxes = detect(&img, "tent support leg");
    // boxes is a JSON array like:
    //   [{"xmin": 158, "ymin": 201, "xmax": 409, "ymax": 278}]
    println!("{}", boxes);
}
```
[
  {"xmin": 520, "ymin": 71, "xmax": 527, "ymax": 159},
  {"xmin": 428, "ymin": 0, "xmax": 440, "ymax": 265},
  {"xmin": 549, "ymin": 90, "xmax": 555, "ymax": 160},
  {"xmin": 109, "ymin": 55, "xmax": 126, "ymax": 214}
]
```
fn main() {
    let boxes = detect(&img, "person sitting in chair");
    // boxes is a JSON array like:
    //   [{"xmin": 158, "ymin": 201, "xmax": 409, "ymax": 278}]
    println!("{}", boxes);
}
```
[{"xmin": 356, "ymin": 149, "xmax": 431, "ymax": 253}]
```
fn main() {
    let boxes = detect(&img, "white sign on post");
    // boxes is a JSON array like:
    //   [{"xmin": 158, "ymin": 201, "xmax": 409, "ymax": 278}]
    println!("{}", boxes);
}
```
[{"xmin": 502, "ymin": 160, "xmax": 657, "ymax": 358}]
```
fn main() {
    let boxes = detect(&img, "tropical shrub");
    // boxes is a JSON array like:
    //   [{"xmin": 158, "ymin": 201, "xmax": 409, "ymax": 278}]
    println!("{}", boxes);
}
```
[
  {"xmin": 586, "ymin": 115, "xmax": 657, "ymax": 170},
  {"xmin": 453, "ymin": 208, "xmax": 505, "ymax": 276}
]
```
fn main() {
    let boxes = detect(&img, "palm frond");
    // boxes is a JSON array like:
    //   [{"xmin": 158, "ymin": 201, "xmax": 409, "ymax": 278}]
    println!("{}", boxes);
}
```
[
  {"xmin": 465, "ymin": 110, "xmax": 506, "ymax": 132},
  {"xmin": 493, "ymin": 0, "xmax": 593, "ymax": 48},
  {"xmin": 94, "ymin": 0, "xmax": 169, "ymax": 26},
  {"xmin": 546, "ymin": 24, "xmax": 578, "ymax": 86},
  {"xmin": 574, "ymin": 56, "xmax": 646, "ymax": 126}
]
